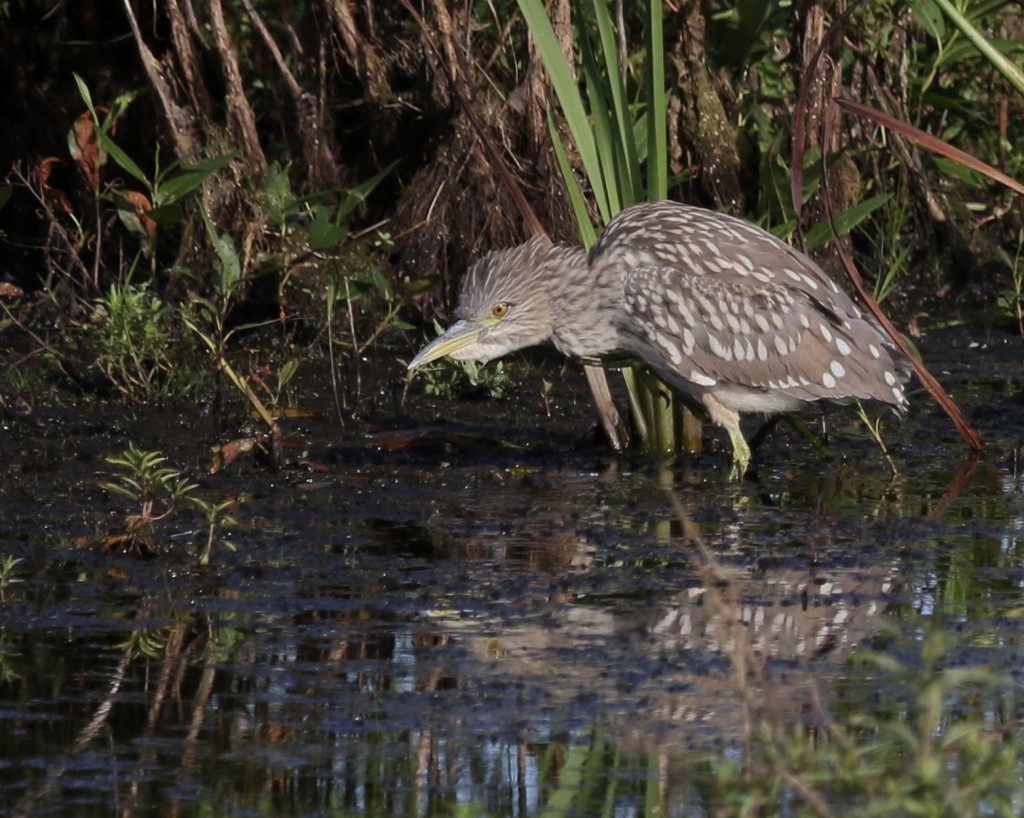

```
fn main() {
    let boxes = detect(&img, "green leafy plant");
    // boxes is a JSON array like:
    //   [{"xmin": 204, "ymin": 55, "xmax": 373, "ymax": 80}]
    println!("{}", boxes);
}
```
[
  {"xmin": 72, "ymin": 74, "xmax": 236, "ymax": 269},
  {"xmin": 716, "ymin": 627, "xmax": 1022, "ymax": 816},
  {"xmin": 180, "ymin": 210, "xmax": 287, "ymax": 453},
  {"xmin": 264, "ymin": 159, "xmax": 394, "ymax": 300},
  {"xmin": 328, "ymin": 247, "xmax": 414, "ymax": 358},
  {"xmin": 100, "ymin": 444, "xmax": 199, "ymax": 548},
  {"xmin": 182, "ymin": 156, "xmax": 399, "ymax": 454},
  {"xmin": 1, "ymin": 76, "xmax": 234, "ymax": 402},
  {"xmin": 101, "ymin": 443, "xmax": 236, "ymax": 563},
  {"xmin": 417, "ymin": 359, "xmax": 514, "ymax": 403},
  {"xmin": 192, "ymin": 496, "xmax": 238, "ymax": 567}
]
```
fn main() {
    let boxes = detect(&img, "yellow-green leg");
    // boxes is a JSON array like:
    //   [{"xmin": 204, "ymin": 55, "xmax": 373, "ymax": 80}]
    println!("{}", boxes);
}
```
[{"xmin": 702, "ymin": 393, "xmax": 751, "ymax": 480}]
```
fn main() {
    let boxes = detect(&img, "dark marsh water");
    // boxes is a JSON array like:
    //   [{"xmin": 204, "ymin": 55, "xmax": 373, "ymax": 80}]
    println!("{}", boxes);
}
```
[{"xmin": 1, "ymin": 327, "xmax": 1023, "ymax": 816}]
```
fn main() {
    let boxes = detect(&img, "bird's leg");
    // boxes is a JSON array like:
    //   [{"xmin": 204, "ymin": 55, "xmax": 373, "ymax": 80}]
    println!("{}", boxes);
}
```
[
  {"xmin": 702, "ymin": 393, "xmax": 751, "ymax": 479},
  {"xmin": 726, "ymin": 427, "xmax": 752, "ymax": 480}
]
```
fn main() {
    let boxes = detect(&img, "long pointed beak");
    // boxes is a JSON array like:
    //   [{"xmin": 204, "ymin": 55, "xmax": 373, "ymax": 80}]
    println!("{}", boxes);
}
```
[{"xmin": 407, "ymin": 319, "xmax": 486, "ymax": 369}]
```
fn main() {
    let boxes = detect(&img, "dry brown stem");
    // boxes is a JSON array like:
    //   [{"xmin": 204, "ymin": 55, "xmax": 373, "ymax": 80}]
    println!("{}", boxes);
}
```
[
  {"xmin": 208, "ymin": 0, "xmax": 267, "ymax": 175},
  {"xmin": 241, "ymin": 0, "xmax": 342, "ymax": 189},
  {"xmin": 326, "ymin": 0, "xmax": 389, "ymax": 102},
  {"xmin": 671, "ymin": 0, "xmax": 744, "ymax": 211}
]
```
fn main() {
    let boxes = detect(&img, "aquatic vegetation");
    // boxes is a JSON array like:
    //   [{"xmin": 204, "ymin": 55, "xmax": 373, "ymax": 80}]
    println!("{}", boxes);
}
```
[
  {"xmin": 99, "ymin": 443, "xmax": 235, "ymax": 563},
  {"xmin": 411, "ymin": 321, "xmax": 516, "ymax": 402}
]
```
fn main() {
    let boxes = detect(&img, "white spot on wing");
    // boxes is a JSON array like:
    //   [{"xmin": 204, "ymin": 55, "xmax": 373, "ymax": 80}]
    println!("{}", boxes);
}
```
[
  {"xmin": 822, "ymin": 372, "xmax": 837, "ymax": 389},
  {"xmin": 691, "ymin": 370, "xmax": 717, "ymax": 387},
  {"xmin": 682, "ymin": 328, "xmax": 695, "ymax": 353},
  {"xmin": 830, "ymin": 360, "xmax": 846, "ymax": 378},
  {"xmin": 708, "ymin": 334, "xmax": 732, "ymax": 361},
  {"xmin": 835, "ymin": 337, "xmax": 852, "ymax": 356}
]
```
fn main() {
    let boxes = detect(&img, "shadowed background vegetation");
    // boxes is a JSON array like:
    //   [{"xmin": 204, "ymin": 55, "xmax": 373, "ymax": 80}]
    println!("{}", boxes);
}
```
[{"xmin": 0, "ymin": 0, "xmax": 1021, "ymax": 413}]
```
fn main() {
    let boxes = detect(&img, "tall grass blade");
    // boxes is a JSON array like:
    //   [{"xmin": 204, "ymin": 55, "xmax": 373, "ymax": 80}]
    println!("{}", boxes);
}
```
[
  {"xmin": 547, "ymin": 111, "xmax": 598, "ymax": 246},
  {"xmin": 521, "ymin": 0, "xmax": 684, "ymax": 456},
  {"xmin": 645, "ymin": 0, "xmax": 667, "ymax": 201},
  {"xmin": 517, "ymin": 0, "xmax": 607, "ymax": 213},
  {"xmin": 578, "ymin": 21, "xmax": 624, "ymax": 218},
  {"xmin": 835, "ymin": 97, "xmax": 1024, "ymax": 196},
  {"xmin": 588, "ymin": 0, "xmax": 642, "ymax": 202}
]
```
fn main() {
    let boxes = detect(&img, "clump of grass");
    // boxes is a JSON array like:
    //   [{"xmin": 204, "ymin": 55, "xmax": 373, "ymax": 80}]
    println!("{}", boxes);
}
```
[
  {"xmin": 92, "ymin": 281, "xmax": 203, "ymax": 400},
  {"xmin": 518, "ymin": 0, "xmax": 683, "ymax": 455}
]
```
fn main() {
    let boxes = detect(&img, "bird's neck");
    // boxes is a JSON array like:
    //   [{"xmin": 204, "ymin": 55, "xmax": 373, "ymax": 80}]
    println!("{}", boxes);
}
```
[{"xmin": 546, "ymin": 243, "xmax": 621, "ymax": 359}]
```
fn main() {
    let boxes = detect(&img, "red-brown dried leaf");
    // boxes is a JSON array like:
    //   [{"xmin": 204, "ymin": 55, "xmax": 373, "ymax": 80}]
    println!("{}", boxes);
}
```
[
  {"xmin": 209, "ymin": 436, "xmax": 260, "ymax": 474},
  {"xmin": 122, "ymin": 190, "xmax": 156, "ymax": 237},
  {"xmin": 37, "ymin": 157, "xmax": 74, "ymax": 213},
  {"xmin": 68, "ymin": 107, "xmax": 109, "ymax": 190}
]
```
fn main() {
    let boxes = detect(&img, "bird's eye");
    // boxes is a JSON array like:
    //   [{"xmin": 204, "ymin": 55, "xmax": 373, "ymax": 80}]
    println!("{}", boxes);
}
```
[{"xmin": 491, "ymin": 303, "xmax": 510, "ymax": 319}]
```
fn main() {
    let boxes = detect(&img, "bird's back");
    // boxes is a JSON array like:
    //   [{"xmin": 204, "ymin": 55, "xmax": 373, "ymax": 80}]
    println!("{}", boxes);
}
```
[{"xmin": 588, "ymin": 201, "xmax": 911, "ymax": 414}]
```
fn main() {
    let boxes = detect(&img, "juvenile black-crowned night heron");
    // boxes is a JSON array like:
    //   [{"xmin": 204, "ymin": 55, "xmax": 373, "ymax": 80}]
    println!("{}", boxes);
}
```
[{"xmin": 409, "ymin": 201, "xmax": 911, "ymax": 474}]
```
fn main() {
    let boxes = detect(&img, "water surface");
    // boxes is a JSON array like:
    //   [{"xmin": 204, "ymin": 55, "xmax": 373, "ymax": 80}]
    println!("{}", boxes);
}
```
[{"xmin": 1, "ymin": 328, "xmax": 1022, "ymax": 816}]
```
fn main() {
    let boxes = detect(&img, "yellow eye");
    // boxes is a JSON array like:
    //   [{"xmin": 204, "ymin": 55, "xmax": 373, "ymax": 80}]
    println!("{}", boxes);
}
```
[{"xmin": 491, "ymin": 303, "xmax": 510, "ymax": 319}]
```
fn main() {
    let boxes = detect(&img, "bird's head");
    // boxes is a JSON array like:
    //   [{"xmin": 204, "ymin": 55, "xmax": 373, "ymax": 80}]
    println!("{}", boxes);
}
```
[{"xmin": 408, "ymin": 236, "xmax": 580, "ymax": 369}]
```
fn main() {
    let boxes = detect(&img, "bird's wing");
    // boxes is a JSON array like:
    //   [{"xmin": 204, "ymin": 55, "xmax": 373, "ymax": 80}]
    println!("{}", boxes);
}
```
[{"xmin": 620, "ymin": 265, "xmax": 904, "ymax": 407}]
